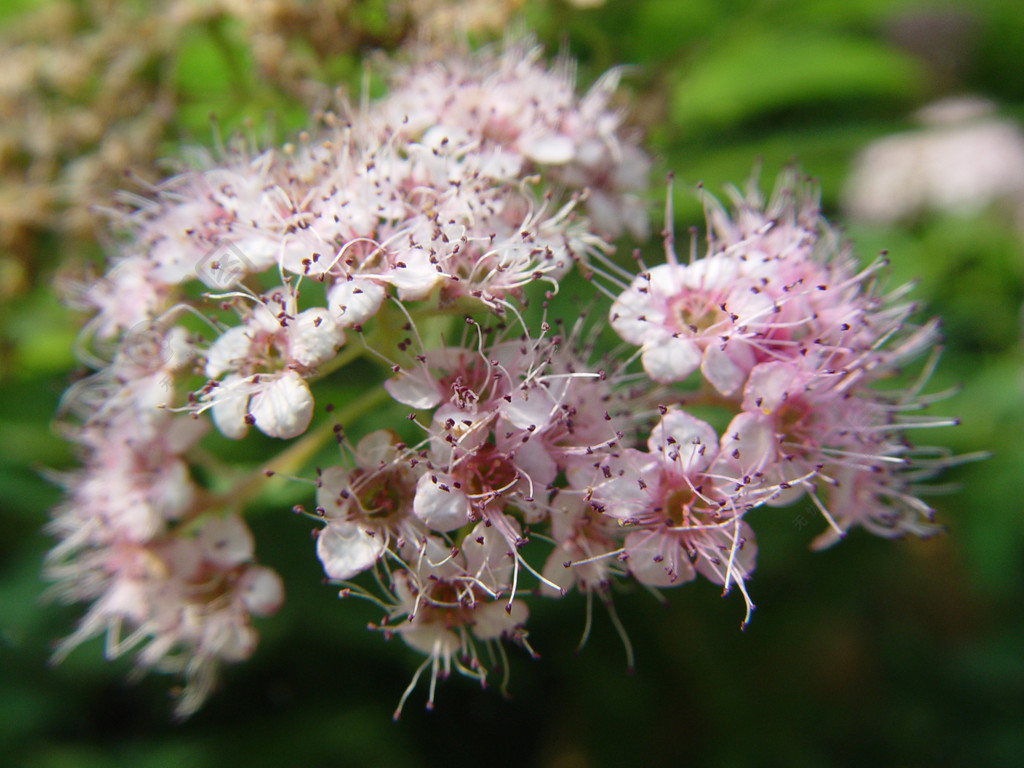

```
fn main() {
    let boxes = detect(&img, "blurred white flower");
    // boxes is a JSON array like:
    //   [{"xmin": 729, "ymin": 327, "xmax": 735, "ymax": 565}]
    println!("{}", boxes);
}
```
[{"xmin": 843, "ymin": 96, "xmax": 1024, "ymax": 224}]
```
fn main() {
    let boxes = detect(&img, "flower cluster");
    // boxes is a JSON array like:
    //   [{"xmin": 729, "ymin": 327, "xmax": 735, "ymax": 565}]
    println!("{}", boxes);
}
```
[
  {"xmin": 49, "ymin": 38, "xmax": 954, "ymax": 718},
  {"xmin": 47, "ymin": 324, "xmax": 284, "ymax": 718},
  {"xmin": 606, "ymin": 174, "xmax": 949, "ymax": 554}
]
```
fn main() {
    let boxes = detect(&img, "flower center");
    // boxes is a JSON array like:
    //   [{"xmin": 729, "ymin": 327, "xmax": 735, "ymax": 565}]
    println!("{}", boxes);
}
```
[
  {"xmin": 351, "ymin": 468, "xmax": 413, "ymax": 522},
  {"xmin": 776, "ymin": 399, "xmax": 815, "ymax": 453},
  {"xmin": 463, "ymin": 443, "xmax": 518, "ymax": 500},
  {"xmin": 438, "ymin": 353, "xmax": 499, "ymax": 409},
  {"xmin": 671, "ymin": 294, "xmax": 726, "ymax": 337},
  {"xmin": 664, "ymin": 486, "xmax": 696, "ymax": 527}
]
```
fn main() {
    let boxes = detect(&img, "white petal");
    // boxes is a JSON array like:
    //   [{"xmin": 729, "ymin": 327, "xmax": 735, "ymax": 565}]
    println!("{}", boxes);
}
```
[
  {"xmin": 205, "ymin": 325, "xmax": 253, "ymax": 378},
  {"xmin": 500, "ymin": 385, "xmax": 556, "ymax": 431},
  {"xmin": 288, "ymin": 308, "xmax": 343, "ymax": 368},
  {"xmin": 230, "ymin": 233, "xmax": 281, "ymax": 273},
  {"xmin": 764, "ymin": 462, "xmax": 810, "ymax": 507},
  {"xmin": 162, "ymin": 537, "xmax": 204, "ymax": 581},
  {"xmin": 694, "ymin": 523, "xmax": 757, "ymax": 586},
  {"xmin": 398, "ymin": 620, "xmax": 459, "ymax": 659},
  {"xmin": 717, "ymin": 412, "xmax": 775, "ymax": 475},
  {"xmin": 412, "ymin": 473, "xmax": 469, "ymax": 532},
  {"xmin": 316, "ymin": 466, "xmax": 351, "ymax": 516},
  {"xmin": 163, "ymin": 326, "xmax": 194, "ymax": 371},
  {"xmin": 507, "ymin": 435, "xmax": 557, "ymax": 490},
  {"xmin": 251, "ymin": 292, "xmax": 288, "ymax": 334},
  {"xmin": 742, "ymin": 361, "xmax": 799, "ymax": 414},
  {"xmin": 165, "ymin": 415, "xmax": 209, "ymax": 454},
  {"xmin": 200, "ymin": 613, "xmax": 257, "ymax": 663},
  {"xmin": 316, "ymin": 521, "xmax": 385, "ymax": 580},
  {"xmin": 238, "ymin": 565, "xmax": 285, "ymax": 617},
  {"xmin": 701, "ymin": 340, "xmax": 753, "ymax": 397},
  {"xmin": 354, "ymin": 429, "xmax": 400, "ymax": 467},
  {"xmin": 151, "ymin": 458, "xmax": 194, "ymax": 519},
  {"xmin": 388, "ymin": 247, "xmax": 440, "ymax": 301},
  {"xmin": 210, "ymin": 375, "xmax": 250, "ymax": 440},
  {"xmin": 327, "ymin": 277, "xmax": 386, "ymax": 328},
  {"xmin": 384, "ymin": 367, "xmax": 441, "ymax": 409},
  {"xmin": 462, "ymin": 520, "xmax": 516, "ymax": 587},
  {"xmin": 522, "ymin": 134, "xmax": 575, "ymax": 165},
  {"xmin": 609, "ymin": 282, "xmax": 658, "ymax": 344},
  {"xmin": 476, "ymin": 149, "xmax": 523, "ymax": 179},
  {"xmin": 540, "ymin": 550, "xmax": 575, "ymax": 597},
  {"xmin": 624, "ymin": 531, "xmax": 695, "ymax": 587},
  {"xmin": 421, "ymin": 124, "xmax": 472, "ymax": 152},
  {"xmin": 641, "ymin": 336, "xmax": 702, "ymax": 383},
  {"xmin": 196, "ymin": 513, "xmax": 254, "ymax": 567},
  {"xmin": 472, "ymin": 600, "xmax": 528, "ymax": 641},
  {"xmin": 250, "ymin": 372, "xmax": 314, "ymax": 439},
  {"xmin": 682, "ymin": 253, "xmax": 740, "ymax": 290},
  {"xmin": 590, "ymin": 448, "xmax": 657, "ymax": 520},
  {"xmin": 649, "ymin": 409, "xmax": 718, "ymax": 473}
]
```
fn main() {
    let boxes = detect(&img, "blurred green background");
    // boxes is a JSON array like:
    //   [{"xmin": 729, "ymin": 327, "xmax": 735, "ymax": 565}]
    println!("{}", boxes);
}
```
[{"xmin": 2, "ymin": 1, "xmax": 1022, "ymax": 766}]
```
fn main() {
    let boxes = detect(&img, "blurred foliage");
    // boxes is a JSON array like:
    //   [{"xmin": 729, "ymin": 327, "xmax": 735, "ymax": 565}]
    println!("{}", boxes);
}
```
[{"xmin": 2, "ymin": 0, "xmax": 1023, "ymax": 767}]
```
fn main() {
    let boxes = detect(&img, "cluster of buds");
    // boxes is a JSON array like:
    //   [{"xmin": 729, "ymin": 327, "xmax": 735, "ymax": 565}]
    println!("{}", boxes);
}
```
[{"xmin": 48, "ymin": 38, "xmax": 953, "ymax": 718}]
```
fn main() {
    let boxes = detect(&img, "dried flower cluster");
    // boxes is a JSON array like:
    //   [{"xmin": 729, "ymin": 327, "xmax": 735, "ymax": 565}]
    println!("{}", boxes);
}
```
[{"xmin": 48, "ymin": 38, "xmax": 953, "ymax": 719}]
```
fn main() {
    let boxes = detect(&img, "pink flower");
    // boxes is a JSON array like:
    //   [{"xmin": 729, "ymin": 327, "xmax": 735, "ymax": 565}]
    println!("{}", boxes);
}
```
[
  {"xmin": 47, "ymin": 512, "xmax": 283, "ymax": 719},
  {"xmin": 382, "ymin": 524, "xmax": 531, "ymax": 717},
  {"xmin": 610, "ymin": 255, "xmax": 770, "ymax": 392},
  {"xmin": 315, "ymin": 430, "xmax": 425, "ymax": 580},
  {"xmin": 377, "ymin": 37, "xmax": 650, "ymax": 238},
  {"xmin": 46, "ymin": 17, "xmax": 960, "ymax": 718},
  {"xmin": 572, "ymin": 408, "xmax": 773, "ymax": 624},
  {"xmin": 197, "ymin": 285, "xmax": 340, "ymax": 440},
  {"xmin": 541, "ymin": 494, "xmax": 624, "ymax": 597}
]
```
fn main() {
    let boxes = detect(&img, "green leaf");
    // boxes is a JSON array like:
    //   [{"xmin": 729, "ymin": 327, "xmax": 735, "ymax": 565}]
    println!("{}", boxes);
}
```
[
  {"xmin": 627, "ymin": 0, "xmax": 722, "ymax": 63},
  {"xmin": 671, "ymin": 31, "xmax": 925, "ymax": 134}
]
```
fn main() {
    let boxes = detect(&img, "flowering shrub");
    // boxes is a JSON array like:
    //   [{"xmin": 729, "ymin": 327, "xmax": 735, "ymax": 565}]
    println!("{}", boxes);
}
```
[{"xmin": 47, "ymin": 38, "xmax": 955, "ymax": 719}]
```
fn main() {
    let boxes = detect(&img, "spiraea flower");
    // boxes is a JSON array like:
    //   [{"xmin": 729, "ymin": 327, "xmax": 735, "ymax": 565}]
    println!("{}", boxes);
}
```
[
  {"xmin": 48, "ymin": 35, "xmax": 651, "ymax": 715},
  {"xmin": 315, "ymin": 430, "xmax": 425, "ymax": 581},
  {"xmin": 47, "ymin": 367, "xmax": 285, "ymax": 717},
  {"xmin": 382, "ymin": 525, "xmax": 532, "ymax": 718},
  {"xmin": 842, "ymin": 96, "xmax": 1024, "ymax": 225},
  {"xmin": 606, "ymin": 171, "xmax": 955, "ymax": 547},
  {"xmin": 376, "ymin": 37, "xmax": 651, "ymax": 239},
  {"xmin": 200, "ymin": 283, "xmax": 343, "ymax": 439},
  {"xmin": 48, "ymin": 29, "xmax": 959, "ymax": 720},
  {"xmin": 570, "ymin": 408, "xmax": 766, "ymax": 624}
]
